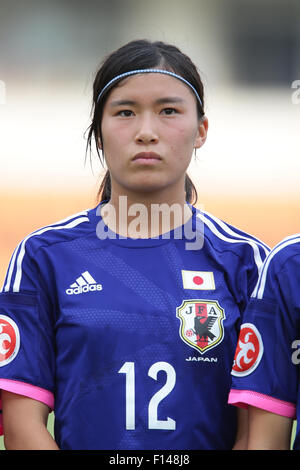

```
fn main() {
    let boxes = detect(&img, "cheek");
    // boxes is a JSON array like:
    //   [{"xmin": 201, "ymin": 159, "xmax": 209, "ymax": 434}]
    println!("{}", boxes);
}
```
[
  {"xmin": 102, "ymin": 122, "xmax": 132, "ymax": 154},
  {"xmin": 169, "ymin": 126, "xmax": 197, "ymax": 160},
  {"xmin": 101, "ymin": 124, "xmax": 125, "ymax": 160},
  {"xmin": 168, "ymin": 118, "xmax": 198, "ymax": 145}
]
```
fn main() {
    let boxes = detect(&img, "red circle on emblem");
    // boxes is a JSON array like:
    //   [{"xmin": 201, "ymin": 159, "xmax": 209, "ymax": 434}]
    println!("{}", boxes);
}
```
[
  {"xmin": 193, "ymin": 276, "xmax": 203, "ymax": 285},
  {"xmin": 186, "ymin": 329, "xmax": 194, "ymax": 337},
  {"xmin": 231, "ymin": 323, "xmax": 263, "ymax": 377},
  {"xmin": 0, "ymin": 315, "xmax": 20, "ymax": 367}
]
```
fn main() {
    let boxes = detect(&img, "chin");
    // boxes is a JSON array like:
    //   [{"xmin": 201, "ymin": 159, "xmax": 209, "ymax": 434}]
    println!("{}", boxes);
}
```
[
  {"xmin": 114, "ymin": 174, "xmax": 182, "ymax": 200},
  {"xmin": 126, "ymin": 176, "xmax": 170, "ymax": 194}
]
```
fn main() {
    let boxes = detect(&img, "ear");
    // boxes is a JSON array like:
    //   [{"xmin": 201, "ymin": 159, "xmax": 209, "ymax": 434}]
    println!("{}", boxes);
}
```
[
  {"xmin": 194, "ymin": 116, "xmax": 208, "ymax": 149},
  {"xmin": 97, "ymin": 136, "xmax": 103, "ymax": 150}
]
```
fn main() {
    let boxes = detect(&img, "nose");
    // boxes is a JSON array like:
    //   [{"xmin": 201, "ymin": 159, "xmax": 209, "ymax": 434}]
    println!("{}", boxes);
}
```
[{"xmin": 135, "ymin": 114, "xmax": 159, "ymax": 144}]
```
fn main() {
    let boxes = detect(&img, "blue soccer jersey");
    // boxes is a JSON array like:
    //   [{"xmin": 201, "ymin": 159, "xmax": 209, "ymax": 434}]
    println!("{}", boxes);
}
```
[
  {"xmin": 229, "ymin": 234, "xmax": 300, "ymax": 449},
  {"xmin": 0, "ymin": 204, "xmax": 269, "ymax": 450}
]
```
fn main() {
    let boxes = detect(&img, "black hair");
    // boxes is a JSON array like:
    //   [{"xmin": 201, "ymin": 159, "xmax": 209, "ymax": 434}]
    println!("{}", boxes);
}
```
[{"xmin": 85, "ymin": 39, "xmax": 205, "ymax": 204}]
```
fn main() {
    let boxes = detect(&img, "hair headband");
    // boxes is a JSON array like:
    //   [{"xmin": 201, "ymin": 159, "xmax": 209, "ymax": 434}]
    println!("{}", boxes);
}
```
[{"xmin": 97, "ymin": 68, "xmax": 203, "ymax": 107}]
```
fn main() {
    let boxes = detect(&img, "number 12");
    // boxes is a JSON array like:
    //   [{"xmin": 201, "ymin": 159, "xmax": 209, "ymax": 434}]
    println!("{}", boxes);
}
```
[{"xmin": 118, "ymin": 361, "xmax": 176, "ymax": 430}]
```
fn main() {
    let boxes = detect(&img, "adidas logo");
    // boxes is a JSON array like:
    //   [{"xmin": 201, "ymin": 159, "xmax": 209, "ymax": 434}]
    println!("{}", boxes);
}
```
[{"xmin": 66, "ymin": 271, "xmax": 103, "ymax": 295}]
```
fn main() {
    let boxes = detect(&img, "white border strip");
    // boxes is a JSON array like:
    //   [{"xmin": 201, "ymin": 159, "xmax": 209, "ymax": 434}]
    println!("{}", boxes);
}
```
[
  {"xmin": 196, "ymin": 212, "xmax": 266, "ymax": 276},
  {"xmin": 204, "ymin": 211, "xmax": 270, "ymax": 254},
  {"xmin": 254, "ymin": 235, "xmax": 300, "ymax": 300},
  {"xmin": 3, "ymin": 212, "xmax": 89, "ymax": 293}
]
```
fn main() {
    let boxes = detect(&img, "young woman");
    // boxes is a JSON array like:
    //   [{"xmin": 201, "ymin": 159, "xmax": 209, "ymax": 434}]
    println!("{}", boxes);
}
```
[
  {"xmin": 0, "ymin": 39, "xmax": 269, "ymax": 450},
  {"xmin": 229, "ymin": 234, "xmax": 300, "ymax": 450}
]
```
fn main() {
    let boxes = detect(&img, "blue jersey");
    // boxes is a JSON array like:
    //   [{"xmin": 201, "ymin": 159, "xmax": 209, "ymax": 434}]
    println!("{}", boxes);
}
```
[
  {"xmin": 229, "ymin": 234, "xmax": 300, "ymax": 449},
  {"xmin": 0, "ymin": 204, "xmax": 269, "ymax": 450}
]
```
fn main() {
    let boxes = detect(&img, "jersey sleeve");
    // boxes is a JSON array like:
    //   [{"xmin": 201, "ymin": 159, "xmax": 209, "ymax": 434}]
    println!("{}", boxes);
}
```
[
  {"xmin": 228, "ymin": 244, "xmax": 300, "ymax": 418},
  {"xmin": 0, "ymin": 238, "xmax": 56, "ymax": 435}
]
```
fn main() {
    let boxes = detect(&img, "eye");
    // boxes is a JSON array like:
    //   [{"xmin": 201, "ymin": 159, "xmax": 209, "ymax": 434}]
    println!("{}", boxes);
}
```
[
  {"xmin": 117, "ymin": 109, "xmax": 134, "ymax": 117},
  {"xmin": 161, "ymin": 108, "xmax": 178, "ymax": 115}
]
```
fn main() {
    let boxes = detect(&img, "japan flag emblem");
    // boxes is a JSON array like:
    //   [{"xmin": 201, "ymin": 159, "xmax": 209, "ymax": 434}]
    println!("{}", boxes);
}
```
[
  {"xmin": 0, "ymin": 315, "xmax": 20, "ymax": 367},
  {"xmin": 181, "ymin": 270, "xmax": 215, "ymax": 290},
  {"xmin": 231, "ymin": 323, "xmax": 263, "ymax": 377}
]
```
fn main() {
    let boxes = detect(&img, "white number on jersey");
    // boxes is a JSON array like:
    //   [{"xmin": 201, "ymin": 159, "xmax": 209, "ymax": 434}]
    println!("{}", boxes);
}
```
[{"xmin": 118, "ymin": 361, "xmax": 176, "ymax": 431}]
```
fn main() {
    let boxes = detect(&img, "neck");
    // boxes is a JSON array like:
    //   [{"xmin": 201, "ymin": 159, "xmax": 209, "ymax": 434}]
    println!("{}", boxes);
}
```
[{"xmin": 101, "ymin": 190, "xmax": 192, "ymax": 238}]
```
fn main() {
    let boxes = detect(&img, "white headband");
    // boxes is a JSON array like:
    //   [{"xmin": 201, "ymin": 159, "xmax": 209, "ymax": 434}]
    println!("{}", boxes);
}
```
[{"xmin": 96, "ymin": 68, "xmax": 203, "ymax": 108}]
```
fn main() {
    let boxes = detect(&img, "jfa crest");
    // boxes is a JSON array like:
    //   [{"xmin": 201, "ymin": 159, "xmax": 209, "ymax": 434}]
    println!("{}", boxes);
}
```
[{"xmin": 176, "ymin": 299, "xmax": 226, "ymax": 354}]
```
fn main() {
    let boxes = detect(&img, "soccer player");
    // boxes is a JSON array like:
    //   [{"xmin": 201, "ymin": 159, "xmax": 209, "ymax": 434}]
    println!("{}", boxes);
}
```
[
  {"xmin": 0, "ymin": 40, "xmax": 269, "ymax": 450},
  {"xmin": 229, "ymin": 235, "xmax": 300, "ymax": 449}
]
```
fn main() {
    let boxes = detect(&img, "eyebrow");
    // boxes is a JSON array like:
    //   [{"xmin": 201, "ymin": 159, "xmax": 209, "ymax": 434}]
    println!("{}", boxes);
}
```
[{"xmin": 109, "ymin": 97, "xmax": 186, "ymax": 107}]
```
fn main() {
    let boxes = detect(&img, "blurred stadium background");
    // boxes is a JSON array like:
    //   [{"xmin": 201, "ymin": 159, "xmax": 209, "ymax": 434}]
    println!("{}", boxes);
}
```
[{"xmin": 0, "ymin": 0, "xmax": 299, "ymax": 449}]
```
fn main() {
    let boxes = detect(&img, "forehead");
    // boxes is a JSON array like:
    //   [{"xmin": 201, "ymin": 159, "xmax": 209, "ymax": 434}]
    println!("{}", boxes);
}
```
[{"xmin": 105, "ymin": 73, "xmax": 196, "ymax": 103}]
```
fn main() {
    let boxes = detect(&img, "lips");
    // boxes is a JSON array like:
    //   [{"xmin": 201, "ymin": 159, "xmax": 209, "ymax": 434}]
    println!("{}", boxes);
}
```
[{"xmin": 132, "ymin": 152, "xmax": 162, "ymax": 161}]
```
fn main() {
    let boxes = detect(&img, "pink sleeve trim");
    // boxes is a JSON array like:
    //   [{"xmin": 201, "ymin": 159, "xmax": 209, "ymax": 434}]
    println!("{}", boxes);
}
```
[
  {"xmin": 228, "ymin": 389, "xmax": 296, "ymax": 419},
  {"xmin": 0, "ymin": 379, "xmax": 54, "ymax": 436}
]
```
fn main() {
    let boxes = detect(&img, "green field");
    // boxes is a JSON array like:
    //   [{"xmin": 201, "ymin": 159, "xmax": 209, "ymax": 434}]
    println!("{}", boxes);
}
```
[
  {"xmin": 0, "ymin": 412, "xmax": 54, "ymax": 451},
  {"xmin": 0, "ymin": 415, "xmax": 297, "ymax": 450}
]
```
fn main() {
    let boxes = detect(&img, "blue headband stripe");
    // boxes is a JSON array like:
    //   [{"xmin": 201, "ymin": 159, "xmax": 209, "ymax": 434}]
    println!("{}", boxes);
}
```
[{"xmin": 97, "ymin": 69, "xmax": 203, "ymax": 107}]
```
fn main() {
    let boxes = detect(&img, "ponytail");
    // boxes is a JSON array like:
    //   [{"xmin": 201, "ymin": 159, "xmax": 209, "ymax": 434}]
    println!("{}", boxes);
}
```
[
  {"xmin": 185, "ymin": 174, "xmax": 198, "ymax": 205},
  {"xmin": 97, "ymin": 170, "xmax": 111, "ymax": 202}
]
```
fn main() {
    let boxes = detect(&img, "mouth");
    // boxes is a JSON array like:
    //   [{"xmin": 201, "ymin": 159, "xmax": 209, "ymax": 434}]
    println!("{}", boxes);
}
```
[{"xmin": 132, "ymin": 152, "xmax": 162, "ymax": 164}]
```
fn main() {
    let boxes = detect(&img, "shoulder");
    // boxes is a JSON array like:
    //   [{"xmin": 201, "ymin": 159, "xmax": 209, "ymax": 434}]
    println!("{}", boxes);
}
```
[
  {"xmin": 2, "ymin": 208, "xmax": 94, "ymax": 293},
  {"xmin": 267, "ymin": 234, "xmax": 300, "ymax": 266},
  {"xmin": 195, "ymin": 208, "xmax": 270, "ymax": 262},
  {"xmin": 253, "ymin": 233, "xmax": 300, "ymax": 300},
  {"xmin": 18, "ymin": 209, "xmax": 92, "ymax": 252}
]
